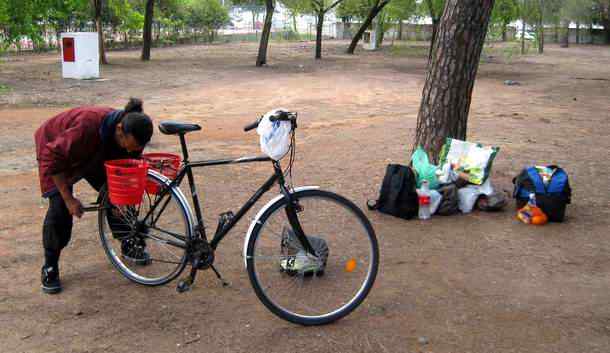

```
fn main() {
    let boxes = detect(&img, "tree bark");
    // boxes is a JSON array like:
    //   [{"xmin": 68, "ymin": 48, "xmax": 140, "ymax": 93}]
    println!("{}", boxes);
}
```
[
  {"xmin": 425, "ymin": 0, "xmax": 441, "ymax": 62},
  {"xmin": 575, "ymin": 22, "xmax": 579, "ymax": 44},
  {"xmin": 141, "ymin": 0, "xmax": 154, "ymax": 61},
  {"xmin": 155, "ymin": 21, "xmax": 161, "ymax": 45},
  {"xmin": 256, "ymin": 0, "xmax": 275, "ymax": 66},
  {"xmin": 346, "ymin": 0, "xmax": 389, "ymax": 54},
  {"xmin": 94, "ymin": 0, "xmax": 108, "ymax": 65},
  {"xmin": 521, "ymin": 20, "xmax": 526, "ymax": 54},
  {"xmin": 537, "ymin": 0, "xmax": 544, "ymax": 53},
  {"xmin": 502, "ymin": 23, "xmax": 507, "ymax": 42},
  {"xmin": 603, "ymin": 18, "xmax": 610, "ymax": 44},
  {"xmin": 315, "ymin": 12, "xmax": 324, "ymax": 59},
  {"xmin": 537, "ymin": 19, "xmax": 544, "ymax": 54},
  {"xmin": 375, "ymin": 14, "xmax": 385, "ymax": 48},
  {"xmin": 560, "ymin": 20, "xmax": 569, "ymax": 48},
  {"xmin": 427, "ymin": 19, "xmax": 440, "ymax": 62},
  {"xmin": 413, "ymin": 0, "xmax": 495, "ymax": 162},
  {"xmin": 398, "ymin": 20, "xmax": 403, "ymax": 40},
  {"xmin": 554, "ymin": 21, "xmax": 560, "ymax": 43}
]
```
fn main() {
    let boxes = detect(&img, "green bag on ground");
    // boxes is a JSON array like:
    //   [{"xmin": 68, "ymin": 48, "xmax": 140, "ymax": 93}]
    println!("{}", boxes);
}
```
[
  {"xmin": 411, "ymin": 146, "xmax": 439, "ymax": 189},
  {"xmin": 438, "ymin": 138, "xmax": 499, "ymax": 185}
]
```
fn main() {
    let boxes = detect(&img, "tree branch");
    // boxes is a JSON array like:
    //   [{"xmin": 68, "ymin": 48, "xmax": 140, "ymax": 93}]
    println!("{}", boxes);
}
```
[
  {"xmin": 425, "ymin": 0, "xmax": 437, "ymax": 21},
  {"xmin": 324, "ymin": 0, "xmax": 345, "ymax": 13}
]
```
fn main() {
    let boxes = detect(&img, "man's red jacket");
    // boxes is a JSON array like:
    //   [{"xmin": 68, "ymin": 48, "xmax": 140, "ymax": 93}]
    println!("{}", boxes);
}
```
[{"xmin": 35, "ymin": 106, "xmax": 117, "ymax": 197}]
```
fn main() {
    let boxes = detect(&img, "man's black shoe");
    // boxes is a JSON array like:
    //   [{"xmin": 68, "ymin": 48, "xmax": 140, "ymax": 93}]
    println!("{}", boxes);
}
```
[{"xmin": 41, "ymin": 266, "xmax": 62, "ymax": 294}]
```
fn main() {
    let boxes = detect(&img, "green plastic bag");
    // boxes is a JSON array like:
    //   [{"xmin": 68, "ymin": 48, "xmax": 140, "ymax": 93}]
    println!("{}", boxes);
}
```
[{"xmin": 411, "ymin": 146, "xmax": 439, "ymax": 189}]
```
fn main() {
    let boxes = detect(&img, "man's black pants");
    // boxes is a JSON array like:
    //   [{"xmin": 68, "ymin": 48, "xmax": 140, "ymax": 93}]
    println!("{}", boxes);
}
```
[{"xmin": 42, "ymin": 173, "xmax": 127, "ymax": 268}]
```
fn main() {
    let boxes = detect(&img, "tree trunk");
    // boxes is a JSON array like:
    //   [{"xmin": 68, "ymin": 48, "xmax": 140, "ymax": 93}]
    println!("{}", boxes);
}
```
[
  {"xmin": 346, "ymin": 0, "xmax": 389, "ymax": 54},
  {"xmin": 521, "ymin": 20, "xmax": 526, "ymax": 54},
  {"xmin": 292, "ymin": 15, "xmax": 298, "ymax": 33},
  {"xmin": 413, "ymin": 0, "xmax": 495, "ymax": 162},
  {"xmin": 560, "ymin": 20, "xmax": 569, "ymax": 48},
  {"xmin": 256, "ymin": 0, "xmax": 275, "ymax": 66},
  {"xmin": 56, "ymin": 30, "xmax": 62, "ymax": 52},
  {"xmin": 501, "ymin": 23, "xmax": 507, "ymax": 41},
  {"xmin": 398, "ymin": 20, "xmax": 403, "ymax": 40},
  {"xmin": 537, "ymin": 19, "xmax": 544, "ymax": 54},
  {"xmin": 375, "ymin": 14, "xmax": 385, "ymax": 48},
  {"xmin": 603, "ymin": 18, "xmax": 610, "ymax": 44},
  {"xmin": 141, "ymin": 0, "xmax": 154, "ymax": 61},
  {"xmin": 124, "ymin": 32, "xmax": 129, "ymax": 49},
  {"xmin": 427, "ymin": 19, "xmax": 439, "ymax": 62},
  {"xmin": 575, "ymin": 22, "xmax": 580, "ymax": 44},
  {"xmin": 554, "ymin": 21, "xmax": 560, "ymax": 43},
  {"xmin": 94, "ymin": 0, "xmax": 108, "ymax": 65},
  {"xmin": 315, "ymin": 12, "xmax": 324, "ymax": 59},
  {"xmin": 155, "ymin": 21, "xmax": 161, "ymax": 45}
]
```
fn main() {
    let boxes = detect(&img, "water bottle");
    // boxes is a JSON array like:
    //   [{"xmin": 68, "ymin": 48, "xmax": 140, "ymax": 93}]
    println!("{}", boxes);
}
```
[
  {"xmin": 418, "ymin": 180, "xmax": 431, "ymax": 220},
  {"xmin": 528, "ymin": 193, "xmax": 536, "ymax": 206}
]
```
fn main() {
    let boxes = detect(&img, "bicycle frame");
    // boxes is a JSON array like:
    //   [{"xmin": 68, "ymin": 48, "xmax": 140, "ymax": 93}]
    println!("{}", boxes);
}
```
[{"xmin": 140, "ymin": 133, "xmax": 317, "ymax": 255}]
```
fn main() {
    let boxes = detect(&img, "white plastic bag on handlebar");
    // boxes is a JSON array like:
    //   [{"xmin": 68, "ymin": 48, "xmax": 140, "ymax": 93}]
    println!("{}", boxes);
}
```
[{"xmin": 257, "ymin": 109, "xmax": 292, "ymax": 160}]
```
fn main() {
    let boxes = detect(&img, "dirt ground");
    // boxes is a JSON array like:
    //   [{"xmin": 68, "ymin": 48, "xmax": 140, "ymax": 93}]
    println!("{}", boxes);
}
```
[{"xmin": 1, "ymin": 40, "xmax": 609, "ymax": 353}]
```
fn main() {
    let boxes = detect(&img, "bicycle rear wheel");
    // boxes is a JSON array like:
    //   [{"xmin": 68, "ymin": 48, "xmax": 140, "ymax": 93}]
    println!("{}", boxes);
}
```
[
  {"xmin": 98, "ymin": 171, "xmax": 192, "ymax": 286},
  {"xmin": 245, "ymin": 189, "xmax": 379, "ymax": 325}
]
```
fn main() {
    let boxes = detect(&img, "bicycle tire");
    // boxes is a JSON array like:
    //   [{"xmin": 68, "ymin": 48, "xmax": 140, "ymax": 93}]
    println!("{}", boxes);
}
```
[
  {"xmin": 98, "ymin": 171, "xmax": 193, "ymax": 286},
  {"xmin": 245, "ymin": 189, "xmax": 379, "ymax": 325}
]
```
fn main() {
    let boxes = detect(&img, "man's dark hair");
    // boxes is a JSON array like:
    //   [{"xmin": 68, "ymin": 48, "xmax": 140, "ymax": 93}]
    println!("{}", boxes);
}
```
[{"xmin": 121, "ymin": 98, "xmax": 153, "ymax": 146}]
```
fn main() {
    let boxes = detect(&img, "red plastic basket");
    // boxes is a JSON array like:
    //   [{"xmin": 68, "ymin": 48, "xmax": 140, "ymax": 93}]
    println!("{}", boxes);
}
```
[
  {"xmin": 105, "ymin": 159, "xmax": 149, "ymax": 206},
  {"xmin": 142, "ymin": 153, "xmax": 181, "ymax": 194}
]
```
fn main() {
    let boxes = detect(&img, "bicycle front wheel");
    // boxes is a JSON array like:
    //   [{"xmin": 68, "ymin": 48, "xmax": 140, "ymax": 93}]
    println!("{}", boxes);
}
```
[
  {"xmin": 246, "ymin": 189, "xmax": 379, "ymax": 325},
  {"xmin": 98, "ymin": 171, "xmax": 192, "ymax": 286}
]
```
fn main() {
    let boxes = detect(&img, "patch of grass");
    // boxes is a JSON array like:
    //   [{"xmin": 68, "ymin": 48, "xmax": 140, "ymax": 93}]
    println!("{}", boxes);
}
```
[
  {"xmin": 482, "ymin": 41, "xmax": 528, "ymax": 63},
  {"xmin": 0, "ymin": 83, "xmax": 11, "ymax": 94},
  {"xmin": 389, "ymin": 42, "xmax": 430, "ymax": 58}
]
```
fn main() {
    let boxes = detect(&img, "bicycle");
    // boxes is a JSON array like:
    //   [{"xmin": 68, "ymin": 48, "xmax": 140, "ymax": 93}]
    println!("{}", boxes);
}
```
[{"xmin": 92, "ymin": 111, "xmax": 379, "ymax": 326}]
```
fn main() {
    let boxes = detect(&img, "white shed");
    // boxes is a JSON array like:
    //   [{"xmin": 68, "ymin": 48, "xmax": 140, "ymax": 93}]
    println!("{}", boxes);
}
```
[{"xmin": 60, "ymin": 32, "xmax": 100, "ymax": 79}]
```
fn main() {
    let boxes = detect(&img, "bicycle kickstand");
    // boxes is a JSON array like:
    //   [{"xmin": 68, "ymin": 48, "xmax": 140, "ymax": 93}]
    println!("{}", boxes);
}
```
[{"xmin": 210, "ymin": 264, "xmax": 230, "ymax": 287}]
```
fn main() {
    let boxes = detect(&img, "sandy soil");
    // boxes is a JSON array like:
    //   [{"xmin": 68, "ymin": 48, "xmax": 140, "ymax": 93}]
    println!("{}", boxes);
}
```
[{"xmin": 1, "ymin": 40, "xmax": 609, "ymax": 353}]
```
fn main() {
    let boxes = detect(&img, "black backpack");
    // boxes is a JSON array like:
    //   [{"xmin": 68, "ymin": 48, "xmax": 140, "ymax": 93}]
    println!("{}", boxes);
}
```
[
  {"xmin": 368, "ymin": 164, "xmax": 419, "ymax": 219},
  {"xmin": 513, "ymin": 165, "xmax": 571, "ymax": 222}
]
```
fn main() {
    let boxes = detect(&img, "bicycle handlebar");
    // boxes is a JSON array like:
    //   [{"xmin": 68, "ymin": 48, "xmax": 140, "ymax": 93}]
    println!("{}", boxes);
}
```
[
  {"xmin": 243, "ymin": 111, "xmax": 297, "ymax": 132},
  {"xmin": 243, "ymin": 119, "xmax": 260, "ymax": 132}
]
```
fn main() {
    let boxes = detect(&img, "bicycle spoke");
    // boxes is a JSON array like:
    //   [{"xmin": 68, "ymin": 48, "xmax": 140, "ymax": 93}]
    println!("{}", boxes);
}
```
[
  {"xmin": 149, "ymin": 224, "xmax": 186, "ymax": 239},
  {"xmin": 148, "ymin": 258, "xmax": 183, "ymax": 265}
]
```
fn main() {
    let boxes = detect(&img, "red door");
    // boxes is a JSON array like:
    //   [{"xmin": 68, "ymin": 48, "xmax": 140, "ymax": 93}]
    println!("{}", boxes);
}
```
[{"xmin": 62, "ymin": 38, "xmax": 75, "ymax": 62}]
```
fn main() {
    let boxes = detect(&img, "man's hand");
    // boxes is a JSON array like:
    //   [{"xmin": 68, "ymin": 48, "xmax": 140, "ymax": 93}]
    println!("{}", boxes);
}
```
[
  {"xmin": 51, "ymin": 172, "xmax": 84, "ymax": 218},
  {"xmin": 66, "ymin": 197, "xmax": 84, "ymax": 218}
]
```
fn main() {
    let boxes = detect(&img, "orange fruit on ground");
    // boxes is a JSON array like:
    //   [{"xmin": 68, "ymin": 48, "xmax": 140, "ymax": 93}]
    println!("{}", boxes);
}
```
[{"xmin": 345, "ymin": 259, "xmax": 357, "ymax": 272}]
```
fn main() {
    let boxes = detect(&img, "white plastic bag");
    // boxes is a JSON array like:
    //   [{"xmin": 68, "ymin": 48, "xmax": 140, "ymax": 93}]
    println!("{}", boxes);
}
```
[
  {"xmin": 457, "ymin": 178, "xmax": 495, "ymax": 213},
  {"xmin": 257, "ymin": 109, "xmax": 292, "ymax": 160}
]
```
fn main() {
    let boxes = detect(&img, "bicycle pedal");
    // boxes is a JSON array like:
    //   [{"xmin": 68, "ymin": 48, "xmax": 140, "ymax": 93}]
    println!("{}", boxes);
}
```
[
  {"xmin": 176, "ymin": 280, "xmax": 192, "ymax": 293},
  {"xmin": 215, "ymin": 211, "xmax": 234, "ymax": 235},
  {"xmin": 219, "ymin": 211, "xmax": 234, "ymax": 224}
]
